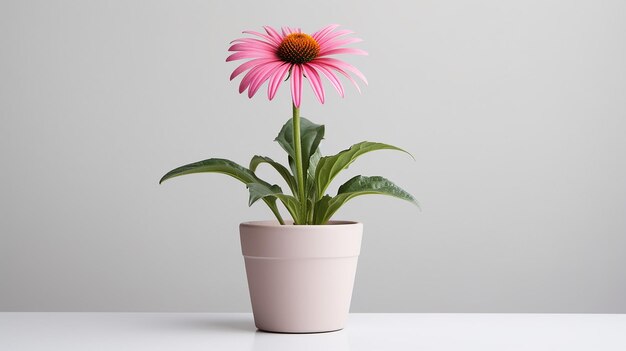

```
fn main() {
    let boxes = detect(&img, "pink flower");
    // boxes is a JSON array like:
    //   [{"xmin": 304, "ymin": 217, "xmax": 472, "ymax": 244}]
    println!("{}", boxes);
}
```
[{"xmin": 227, "ymin": 25, "xmax": 368, "ymax": 107}]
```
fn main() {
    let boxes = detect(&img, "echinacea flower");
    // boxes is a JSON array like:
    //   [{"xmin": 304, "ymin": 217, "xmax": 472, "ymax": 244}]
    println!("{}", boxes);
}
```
[{"xmin": 227, "ymin": 25, "xmax": 368, "ymax": 107}]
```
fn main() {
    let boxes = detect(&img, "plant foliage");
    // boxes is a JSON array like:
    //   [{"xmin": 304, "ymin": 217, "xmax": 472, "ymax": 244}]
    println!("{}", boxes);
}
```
[{"xmin": 160, "ymin": 119, "xmax": 417, "ymax": 225}]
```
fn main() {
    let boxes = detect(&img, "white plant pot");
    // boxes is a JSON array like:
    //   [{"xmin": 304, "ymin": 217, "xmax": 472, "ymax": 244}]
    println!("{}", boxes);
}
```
[{"xmin": 240, "ymin": 220, "xmax": 363, "ymax": 333}]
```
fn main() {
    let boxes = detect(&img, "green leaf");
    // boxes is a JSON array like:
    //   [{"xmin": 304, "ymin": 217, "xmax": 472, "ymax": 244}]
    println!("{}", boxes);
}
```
[
  {"xmin": 275, "ymin": 117, "xmax": 325, "ymax": 177},
  {"xmin": 313, "ymin": 195, "xmax": 332, "ymax": 225},
  {"xmin": 307, "ymin": 148, "xmax": 322, "ymax": 181},
  {"xmin": 306, "ymin": 148, "xmax": 322, "ymax": 198},
  {"xmin": 247, "ymin": 183, "xmax": 303, "ymax": 223},
  {"xmin": 159, "ymin": 158, "xmax": 285, "ymax": 224},
  {"xmin": 315, "ymin": 141, "xmax": 413, "ymax": 199},
  {"xmin": 160, "ymin": 158, "xmax": 259, "ymax": 185},
  {"xmin": 314, "ymin": 175, "xmax": 418, "ymax": 224},
  {"xmin": 250, "ymin": 155, "xmax": 298, "ymax": 196},
  {"xmin": 247, "ymin": 182, "xmax": 283, "ymax": 206},
  {"xmin": 305, "ymin": 148, "xmax": 322, "ymax": 223}
]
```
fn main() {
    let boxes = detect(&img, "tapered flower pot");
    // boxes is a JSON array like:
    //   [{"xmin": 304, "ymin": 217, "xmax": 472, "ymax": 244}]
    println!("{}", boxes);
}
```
[{"xmin": 240, "ymin": 220, "xmax": 363, "ymax": 333}]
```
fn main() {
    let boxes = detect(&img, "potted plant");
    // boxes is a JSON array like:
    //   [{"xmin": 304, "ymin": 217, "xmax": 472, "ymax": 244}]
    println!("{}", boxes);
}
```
[{"xmin": 160, "ymin": 24, "xmax": 417, "ymax": 333}]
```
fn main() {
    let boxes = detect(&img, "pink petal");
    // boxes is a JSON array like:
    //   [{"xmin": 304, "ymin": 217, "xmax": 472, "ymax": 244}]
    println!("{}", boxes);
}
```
[
  {"xmin": 239, "ymin": 63, "xmax": 271, "ymax": 93},
  {"xmin": 318, "ymin": 47, "xmax": 368, "ymax": 57},
  {"xmin": 281, "ymin": 27, "xmax": 294, "ymax": 37},
  {"xmin": 308, "ymin": 62, "xmax": 345, "ymax": 97},
  {"xmin": 248, "ymin": 62, "xmax": 283, "ymax": 98},
  {"xmin": 263, "ymin": 26, "xmax": 284, "ymax": 44},
  {"xmin": 290, "ymin": 64, "xmax": 303, "ymax": 108},
  {"xmin": 242, "ymin": 30, "xmax": 281, "ymax": 46},
  {"xmin": 268, "ymin": 63, "xmax": 291, "ymax": 100},
  {"xmin": 312, "ymin": 59, "xmax": 362, "ymax": 94},
  {"xmin": 228, "ymin": 38, "xmax": 278, "ymax": 51},
  {"xmin": 315, "ymin": 57, "xmax": 368, "ymax": 85},
  {"xmin": 226, "ymin": 50, "xmax": 275, "ymax": 62},
  {"xmin": 231, "ymin": 38, "xmax": 276, "ymax": 48},
  {"xmin": 312, "ymin": 24, "xmax": 340, "ymax": 41},
  {"xmin": 327, "ymin": 37, "xmax": 363, "ymax": 47},
  {"xmin": 230, "ymin": 58, "xmax": 279, "ymax": 81},
  {"xmin": 316, "ymin": 29, "xmax": 354, "ymax": 46},
  {"xmin": 302, "ymin": 64, "xmax": 325, "ymax": 104},
  {"xmin": 333, "ymin": 67, "xmax": 362, "ymax": 94},
  {"xmin": 318, "ymin": 37, "xmax": 363, "ymax": 54},
  {"xmin": 228, "ymin": 43, "xmax": 277, "ymax": 53}
]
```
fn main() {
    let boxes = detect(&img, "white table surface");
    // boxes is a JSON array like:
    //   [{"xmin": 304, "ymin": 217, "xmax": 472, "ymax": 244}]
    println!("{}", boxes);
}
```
[{"xmin": 1, "ymin": 313, "xmax": 625, "ymax": 350}]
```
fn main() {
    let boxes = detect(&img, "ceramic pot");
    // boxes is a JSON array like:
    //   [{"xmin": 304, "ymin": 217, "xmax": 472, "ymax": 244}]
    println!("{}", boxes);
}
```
[{"xmin": 240, "ymin": 220, "xmax": 363, "ymax": 333}]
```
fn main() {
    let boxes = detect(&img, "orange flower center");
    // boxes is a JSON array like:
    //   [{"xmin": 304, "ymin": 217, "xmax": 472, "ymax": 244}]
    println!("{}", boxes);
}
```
[{"xmin": 276, "ymin": 33, "xmax": 320, "ymax": 64}]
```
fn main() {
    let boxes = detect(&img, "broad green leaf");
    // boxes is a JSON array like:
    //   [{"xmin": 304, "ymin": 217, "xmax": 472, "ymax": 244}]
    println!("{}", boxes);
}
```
[
  {"xmin": 277, "ymin": 195, "xmax": 303, "ymax": 224},
  {"xmin": 305, "ymin": 148, "xmax": 322, "ymax": 223},
  {"xmin": 313, "ymin": 195, "xmax": 333, "ymax": 225},
  {"xmin": 315, "ymin": 141, "xmax": 413, "ymax": 199},
  {"xmin": 250, "ymin": 155, "xmax": 298, "ymax": 196},
  {"xmin": 247, "ymin": 182, "xmax": 283, "ymax": 206},
  {"xmin": 247, "ymin": 183, "xmax": 303, "ymax": 224},
  {"xmin": 274, "ymin": 117, "xmax": 325, "ymax": 177},
  {"xmin": 314, "ymin": 175, "xmax": 418, "ymax": 224},
  {"xmin": 307, "ymin": 148, "xmax": 322, "ymax": 181},
  {"xmin": 306, "ymin": 148, "xmax": 322, "ymax": 198},
  {"xmin": 160, "ymin": 158, "xmax": 259, "ymax": 185},
  {"xmin": 160, "ymin": 158, "xmax": 285, "ymax": 224}
]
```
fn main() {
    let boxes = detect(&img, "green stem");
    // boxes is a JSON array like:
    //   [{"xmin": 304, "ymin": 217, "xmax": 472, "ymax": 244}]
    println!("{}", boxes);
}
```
[
  {"xmin": 292, "ymin": 103, "xmax": 306, "ymax": 224},
  {"xmin": 268, "ymin": 201, "xmax": 285, "ymax": 225}
]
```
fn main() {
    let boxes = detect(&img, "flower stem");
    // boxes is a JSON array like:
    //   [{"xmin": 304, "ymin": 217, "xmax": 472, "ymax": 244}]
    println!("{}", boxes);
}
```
[{"xmin": 292, "ymin": 103, "xmax": 306, "ymax": 224}]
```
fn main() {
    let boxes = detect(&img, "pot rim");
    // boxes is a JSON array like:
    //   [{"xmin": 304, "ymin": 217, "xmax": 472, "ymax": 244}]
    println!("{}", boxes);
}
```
[{"xmin": 240, "ymin": 220, "xmax": 361, "ymax": 228}]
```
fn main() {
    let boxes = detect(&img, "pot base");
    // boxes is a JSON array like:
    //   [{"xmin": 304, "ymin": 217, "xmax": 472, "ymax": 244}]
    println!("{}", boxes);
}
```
[{"xmin": 256, "ymin": 327, "xmax": 344, "ymax": 334}]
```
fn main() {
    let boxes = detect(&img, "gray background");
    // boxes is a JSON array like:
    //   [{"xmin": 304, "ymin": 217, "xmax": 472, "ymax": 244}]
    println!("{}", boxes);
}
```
[{"xmin": 1, "ymin": 0, "xmax": 625, "ymax": 312}]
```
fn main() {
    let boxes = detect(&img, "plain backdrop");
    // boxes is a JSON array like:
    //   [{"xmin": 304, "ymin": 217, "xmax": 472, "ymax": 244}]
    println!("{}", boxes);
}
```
[{"xmin": 1, "ymin": 0, "xmax": 625, "ymax": 312}]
